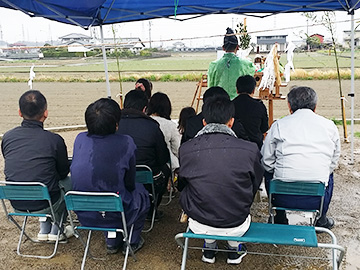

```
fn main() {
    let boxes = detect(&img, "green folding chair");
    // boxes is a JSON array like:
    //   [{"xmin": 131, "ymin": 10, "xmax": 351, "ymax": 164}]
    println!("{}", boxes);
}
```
[
  {"xmin": 135, "ymin": 165, "xmax": 157, "ymax": 232},
  {"xmin": 0, "ymin": 181, "xmax": 66, "ymax": 259},
  {"xmin": 269, "ymin": 179, "xmax": 326, "ymax": 225},
  {"xmin": 64, "ymin": 191, "xmax": 136, "ymax": 270}
]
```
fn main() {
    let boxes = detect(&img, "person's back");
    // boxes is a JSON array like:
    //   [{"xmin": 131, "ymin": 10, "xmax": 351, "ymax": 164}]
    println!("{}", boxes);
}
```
[
  {"xmin": 71, "ymin": 98, "xmax": 149, "ymax": 254},
  {"xmin": 263, "ymin": 107, "xmax": 339, "ymax": 183},
  {"xmin": 232, "ymin": 75, "xmax": 268, "ymax": 148},
  {"xmin": 147, "ymin": 92, "xmax": 180, "ymax": 171},
  {"xmin": 180, "ymin": 131, "xmax": 263, "ymax": 227},
  {"xmin": 261, "ymin": 86, "xmax": 340, "ymax": 228},
  {"xmin": 117, "ymin": 90, "xmax": 170, "ymax": 217},
  {"xmin": 1, "ymin": 90, "xmax": 69, "ymax": 211},
  {"xmin": 208, "ymin": 27, "xmax": 255, "ymax": 100},
  {"xmin": 117, "ymin": 90, "xmax": 169, "ymax": 175},
  {"xmin": 1, "ymin": 90, "xmax": 72, "ymax": 242},
  {"xmin": 178, "ymin": 96, "xmax": 263, "ymax": 265}
]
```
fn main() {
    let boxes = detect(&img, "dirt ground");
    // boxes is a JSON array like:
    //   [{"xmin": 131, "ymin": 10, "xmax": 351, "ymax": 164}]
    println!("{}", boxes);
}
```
[{"xmin": 0, "ymin": 81, "xmax": 359, "ymax": 270}]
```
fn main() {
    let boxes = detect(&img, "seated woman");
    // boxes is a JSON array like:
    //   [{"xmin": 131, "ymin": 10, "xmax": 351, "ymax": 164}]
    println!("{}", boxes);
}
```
[
  {"xmin": 147, "ymin": 92, "xmax": 181, "ymax": 173},
  {"xmin": 70, "ymin": 98, "xmax": 150, "ymax": 254}
]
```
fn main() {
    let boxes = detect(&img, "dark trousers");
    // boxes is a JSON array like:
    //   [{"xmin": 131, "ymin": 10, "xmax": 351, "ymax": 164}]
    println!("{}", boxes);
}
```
[{"xmin": 264, "ymin": 172, "xmax": 334, "ymax": 221}]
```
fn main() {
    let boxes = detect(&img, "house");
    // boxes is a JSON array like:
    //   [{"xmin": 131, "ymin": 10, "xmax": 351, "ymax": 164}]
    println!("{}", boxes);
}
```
[
  {"xmin": 256, "ymin": 35, "xmax": 287, "ymax": 52},
  {"xmin": 343, "ymin": 30, "xmax": 360, "ymax": 48},
  {"xmin": 309, "ymin": 34, "xmax": 324, "ymax": 43},
  {"xmin": 59, "ymin": 33, "xmax": 93, "ymax": 44},
  {"xmin": 96, "ymin": 37, "xmax": 145, "ymax": 53}
]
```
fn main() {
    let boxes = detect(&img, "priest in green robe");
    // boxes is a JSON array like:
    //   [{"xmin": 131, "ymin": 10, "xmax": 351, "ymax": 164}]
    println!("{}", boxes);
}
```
[{"xmin": 208, "ymin": 27, "xmax": 256, "ymax": 100}]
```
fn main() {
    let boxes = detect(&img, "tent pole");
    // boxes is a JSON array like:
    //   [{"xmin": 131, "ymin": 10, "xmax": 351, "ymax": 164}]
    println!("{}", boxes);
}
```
[
  {"xmin": 349, "ymin": 12, "xmax": 355, "ymax": 164},
  {"xmin": 100, "ymin": 24, "xmax": 111, "ymax": 98}
]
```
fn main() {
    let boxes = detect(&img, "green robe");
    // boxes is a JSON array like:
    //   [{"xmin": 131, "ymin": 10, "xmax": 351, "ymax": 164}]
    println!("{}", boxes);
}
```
[{"xmin": 208, "ymin": 53, "xmax": 256, "ymax": 100}]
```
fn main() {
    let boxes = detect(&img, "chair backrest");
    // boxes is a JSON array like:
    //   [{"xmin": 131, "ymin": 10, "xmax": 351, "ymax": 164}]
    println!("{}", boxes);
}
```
[
  {"xmin": 135, "ymin": 165, "xmax": 153, "ymax": 184},
  {"xmin": 64, "ymin": 191, "xmax": 124, "ymax": 212},
  {"xmin": 269, "ymin": 179, "xmax": 325, "ymax": 197},
  {"xmin": 0, "ymin": 181, "xmax": 51, "ymax": 201}
]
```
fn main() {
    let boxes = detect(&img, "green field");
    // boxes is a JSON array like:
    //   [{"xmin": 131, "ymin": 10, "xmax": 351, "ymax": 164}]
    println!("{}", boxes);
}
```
[{"xmin": 0, "ymin": 51, "xmax": 359, "ymax": 81}]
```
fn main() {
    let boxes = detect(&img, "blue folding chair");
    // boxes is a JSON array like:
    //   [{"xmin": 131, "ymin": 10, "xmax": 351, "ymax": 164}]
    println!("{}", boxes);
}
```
[
  {"xmin": 269, "ymin": 179, "xmax": 326, "ymax": 225},
  {"xmin": 0, "ymin": 181, "xmax": 66, "ymax": 259},
  {"xmin": 64, "ymin": 191, "xmax": 136, "ymax": 270},
  {"xmin": 135, "ymin": 165, "xmax": 157, "ymax": 232}
]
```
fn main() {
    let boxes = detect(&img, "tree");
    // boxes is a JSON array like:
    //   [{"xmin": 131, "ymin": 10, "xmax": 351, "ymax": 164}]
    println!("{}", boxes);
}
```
[
  {"xmin": 306, "ymin": 35, "xmax": 321, "ymax": 50},
  {"xmin": 303, "ymin": 11, "xmax": 348, "ymax": 142}
]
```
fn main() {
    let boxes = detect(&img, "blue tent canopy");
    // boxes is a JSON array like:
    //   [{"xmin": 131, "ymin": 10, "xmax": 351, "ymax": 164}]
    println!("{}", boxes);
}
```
[{"xmin": 0, "ymin": 0, "xmax": 359, "ymax": 28}]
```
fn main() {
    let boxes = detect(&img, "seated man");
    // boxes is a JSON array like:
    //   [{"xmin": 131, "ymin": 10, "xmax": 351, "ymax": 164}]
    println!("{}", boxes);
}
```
[
  {"xmin": 1, "ymin": 90, "xmax": 73, "ymax": 241},
  {"xmin": 181, "ymin": 86, "xmax": 247, "ymax": 144},
  {"xmin": 232, "ymin": 75, "xmax": 269, "ymax": 149},
  {"xmin": 178, "ymin": 96, "xmax": 263, "ymax": 265},
  {"xmin": 117, "ymin": 90, "xmax": 170, "ymax": 219},
  {"xmin": 71, "ymin": 98, "xmax": 150, "ymax": 254},
  {"xmin": 261, "ymin": 86, "xmax": 340, "ymax": 228}
]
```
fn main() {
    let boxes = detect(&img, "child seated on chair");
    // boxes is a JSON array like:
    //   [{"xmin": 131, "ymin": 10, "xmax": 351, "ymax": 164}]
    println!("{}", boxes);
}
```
[
  {"xmin": 70, "ymin": 98, "xmax": 150, "ymax": 254},
  {"xmin": 178, "ymin": 95, "xmax": 263, "ymax": 265}
]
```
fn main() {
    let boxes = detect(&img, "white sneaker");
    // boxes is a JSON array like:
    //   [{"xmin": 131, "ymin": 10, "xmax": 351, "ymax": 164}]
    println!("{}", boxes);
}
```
[
  {"xmin": 48, "ymin": 225, "xmax": 74, "ymax": 242},
  {"xmin": 37, "ymin": 233, "xmax": 48, "ymax": 241}
]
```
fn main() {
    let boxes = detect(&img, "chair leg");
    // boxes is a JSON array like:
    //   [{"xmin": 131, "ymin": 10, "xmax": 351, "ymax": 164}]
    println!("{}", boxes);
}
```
[
  {"xmin": 123, "ymin": 225, "xmax": 136, "ymax": 270},
  {"xmin": 181, "ymin": 237, "xmax": 189, "ymax": 270},
  {"xmin": 81, "ymin": 230, "xmax": 92, "ymax": 270}
]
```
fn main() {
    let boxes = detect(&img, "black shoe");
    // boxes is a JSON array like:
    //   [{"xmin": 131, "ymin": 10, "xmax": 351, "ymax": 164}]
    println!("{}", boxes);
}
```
[
  {"xmin": 226, "ymin": 243, "xmax": 248, "ymax": 264},
  {"xmin": 107, "ymin": 244, "xmax": 122, "ymax": 254},
  {"xmin": 146, "ymin": 210, "xmax": 164, "ymax": 222},
  {"xmin": 201, "ymin": 242, "xmax": 217, "ymax": 264},
  {"xmin": 123, "ymin": 236, "xmax": 145, "ymax": 255},
  {"xmin": 315, "ymin": 217, "xmax": 335, "ymax": 230}
]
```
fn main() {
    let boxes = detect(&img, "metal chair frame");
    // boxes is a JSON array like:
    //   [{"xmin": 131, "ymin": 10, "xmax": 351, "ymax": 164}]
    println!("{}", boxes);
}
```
[
  {"xmin": 135, "ymin": 165, "xmax": 158, "ymax": 232},
  {"xmin": 0, "ymin": 181, "xmax": 66, "ymax": 259},
  {"xmin": 64, "ymin": 191, "xmax": 136, "ymax": 270},
  {"xmin": 269, "ymin": 179, "xmax": 326, "ymax": 225}
]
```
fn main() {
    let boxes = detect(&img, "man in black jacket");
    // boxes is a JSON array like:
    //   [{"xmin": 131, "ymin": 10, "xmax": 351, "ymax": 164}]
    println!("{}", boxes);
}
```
[
  {"xmin": 178, "ymin": 96, "xmax": 263, "ymax": 265},
  {"xmin": 1, "ymin": 90, "xmax": 73, "ymax": 242},
  {"xmin": 232, "ymin": 75, "xmax": 269, "ymax": 149},
  {"xmin": 117, "ymin": 90, "xmax": 170, "ymax": 218}
]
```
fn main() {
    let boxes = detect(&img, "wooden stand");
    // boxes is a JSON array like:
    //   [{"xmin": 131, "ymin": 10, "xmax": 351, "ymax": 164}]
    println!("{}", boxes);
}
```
[{"xmin": 191, "ymin": 74, "xmax": 207, "ymax": 113}]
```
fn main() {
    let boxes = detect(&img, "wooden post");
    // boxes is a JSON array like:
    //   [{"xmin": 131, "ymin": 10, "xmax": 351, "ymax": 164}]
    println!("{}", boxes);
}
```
[{"xmin": 268, "ymin": 99, "xmax": 274, "ymax": 127}]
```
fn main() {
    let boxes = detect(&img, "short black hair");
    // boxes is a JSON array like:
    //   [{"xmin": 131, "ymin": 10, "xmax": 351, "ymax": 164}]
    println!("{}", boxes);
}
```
[
  {"xmin": 147, "ymin": 92, "xmax": 172, "ymax": 120},
  {"xmin": 19, "ymin": 90, "xmax": 47, "ymax": 121},
  {"xmin": 287, "ymin": 86, "xmax": 317, "ymax": 113},
  {"xmin": 203, "ymin": 86, "xmax": 229, "ymax": 104},
  {"xmin": 135, "ymin": 78, "xmax": 152, "ymax": 100},
  {"xmin": 85, "ymin": 98, "xmax": 121, "ymax": 135},
  {"xmin": 203, "ymin": 96, "xmax": 234, "ymax": 124},
  {"xmin": 236, "ymin": 75, "xmax": 256, "ymax": 94},
  {"xmin": 124, "ymin": 89, "xmax": 148, "ymax": 111}
]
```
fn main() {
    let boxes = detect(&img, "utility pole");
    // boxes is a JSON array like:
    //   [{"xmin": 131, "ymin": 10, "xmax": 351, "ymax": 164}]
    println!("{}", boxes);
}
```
[
  {"xmin": 0, "ymin": 24, "xmax": 3, "ymax": 41},
  {"xmin": 148, "ymin": 21, "xmax": 152, "ymax": 48}
]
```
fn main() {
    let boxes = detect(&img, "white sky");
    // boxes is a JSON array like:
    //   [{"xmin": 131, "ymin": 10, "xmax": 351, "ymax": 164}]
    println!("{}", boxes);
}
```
[{"xmin": 0, "ymin": 7, "xmax": 358, "ymax": 48}]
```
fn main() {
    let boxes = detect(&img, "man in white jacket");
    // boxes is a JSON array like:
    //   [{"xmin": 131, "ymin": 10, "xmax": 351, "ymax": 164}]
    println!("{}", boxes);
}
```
[{"xmin": 261, "ymin": 86, "xmax": 340, "ymax": 229}]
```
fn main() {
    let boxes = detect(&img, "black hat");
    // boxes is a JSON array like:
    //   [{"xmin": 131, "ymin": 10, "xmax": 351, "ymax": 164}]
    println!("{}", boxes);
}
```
[{"xmin": 223, "ymin": 27, "xmax": 238, "ymax": 47}]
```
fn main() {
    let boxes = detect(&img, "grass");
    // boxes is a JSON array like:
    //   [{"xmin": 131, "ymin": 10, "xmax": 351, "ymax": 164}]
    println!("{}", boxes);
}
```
[
  {"xmin": 331, "ymin": 118, "xmax": 351, "ymax": 126},
  {"xmin": 0, "ymin": 51, "xmax": 359, "ymax": 82}
]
